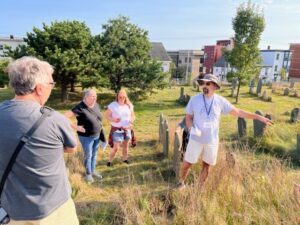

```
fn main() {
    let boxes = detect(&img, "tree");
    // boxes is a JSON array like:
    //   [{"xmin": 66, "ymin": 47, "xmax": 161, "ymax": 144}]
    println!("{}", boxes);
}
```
[
  {"xmin": 223, "ymin": 1, "xmax": 265, "ymax": 103},
  {"xmin": 0, "ymin": 59, "xmax": 10, "ymax": 87},
  {"xmin": 6, "ymin": 21, "xmax": 94, "ymax": 102},
  {"xmin": 279, "ymin": 68, "xmax": 287, "ymax": 81},
  {"xmin": 98, "ymin": 16, "xmax": 168, "ymax": 95}
]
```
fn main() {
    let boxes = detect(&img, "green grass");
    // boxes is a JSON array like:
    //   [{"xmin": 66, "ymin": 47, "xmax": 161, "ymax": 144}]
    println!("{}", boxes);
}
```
[{"xmin": 1, "ymin": 85, "xmax": 300, "ymax": 224}]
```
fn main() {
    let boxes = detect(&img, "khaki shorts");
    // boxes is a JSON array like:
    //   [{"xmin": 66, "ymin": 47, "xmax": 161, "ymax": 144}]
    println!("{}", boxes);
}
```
[
  {"xmin": 9, "ymin": 198, "xmax": 79, "ymax": 225},
  {"xmin": 184, "ymin": 138, "xmax": 219, "ymax": 165}
]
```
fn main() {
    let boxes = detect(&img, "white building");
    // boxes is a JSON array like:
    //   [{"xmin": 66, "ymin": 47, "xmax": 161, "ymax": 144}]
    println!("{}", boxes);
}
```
[
  {"xmin": 213, "ymin": 56, "xmax": 232, "ymax": 81},
  {"xmin": 150, "ymin": 42, "xmax": 172, "ymax": 73},
  {"xmin": 259, "ymin": 49, "xmax": 292, "ymax": 82},
  {"xmin": 0, "ymin": 36, "xmax": 25, "ymax": 58}
]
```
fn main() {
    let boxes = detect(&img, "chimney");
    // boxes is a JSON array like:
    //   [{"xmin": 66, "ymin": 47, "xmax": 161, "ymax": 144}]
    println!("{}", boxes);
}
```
[
  {"xmin": 10, "ymin": 35, "xmax": 14, "ymax": 39},
  {"xmin": 267, "ymin": 45, "xmax": 270, "ymax": 50}
]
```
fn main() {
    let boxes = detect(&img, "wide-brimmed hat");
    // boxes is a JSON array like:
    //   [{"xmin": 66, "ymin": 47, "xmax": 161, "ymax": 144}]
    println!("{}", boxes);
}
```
[{"xmin": 197, "ymin": 74, "xmax": 221, "ymax": 90}]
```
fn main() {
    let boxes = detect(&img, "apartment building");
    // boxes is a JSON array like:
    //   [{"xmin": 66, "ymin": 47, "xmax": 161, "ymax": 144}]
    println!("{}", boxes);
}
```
[
  {"xmin": 0, "ymin": 36, "xmax": 25, "ymax": 57},
  {"xmin": 289, "ymin": 43, "xmax": 300, "ymax": 82}
]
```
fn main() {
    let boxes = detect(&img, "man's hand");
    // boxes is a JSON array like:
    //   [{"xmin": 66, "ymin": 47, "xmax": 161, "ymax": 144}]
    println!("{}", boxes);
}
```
[
  {"xmin": 76, "ymin": 125, "xmax": 86, "ymax": 133},
  {"xmin": 257, "ymin": 115, "xmax": 273, "ymax": 126}
]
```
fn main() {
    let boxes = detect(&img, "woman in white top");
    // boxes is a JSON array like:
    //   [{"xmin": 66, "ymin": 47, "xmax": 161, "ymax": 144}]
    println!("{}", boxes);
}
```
[{"xmin": 105, "ymin": 90, "xmax": 135, "ymax": 166}]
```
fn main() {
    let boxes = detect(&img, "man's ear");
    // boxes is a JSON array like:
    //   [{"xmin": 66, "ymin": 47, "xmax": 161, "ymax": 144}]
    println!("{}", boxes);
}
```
[{"xmin": 34, "ymin": 84, "xmax": 43, "ymax": 96}]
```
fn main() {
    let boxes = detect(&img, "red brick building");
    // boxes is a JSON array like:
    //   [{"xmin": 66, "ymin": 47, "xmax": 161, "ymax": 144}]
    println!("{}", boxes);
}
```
[
  {"xmin": 289, "ymin": 44, "xmax": 300, "ymax": 81},
  {"xmin": 203, "ymin": 39, "xmax": 233, "ymax": 74}
]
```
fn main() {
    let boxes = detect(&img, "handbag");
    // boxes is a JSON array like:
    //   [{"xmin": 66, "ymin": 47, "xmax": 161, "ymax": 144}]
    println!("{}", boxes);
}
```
[{"xmin": 0, "ymin": 106, "xmax": 53, "ymax": 224}]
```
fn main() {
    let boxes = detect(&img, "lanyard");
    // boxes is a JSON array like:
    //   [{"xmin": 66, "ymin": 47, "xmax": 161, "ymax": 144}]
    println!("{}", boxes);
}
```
[{"xmin": 202, "ymin": 94, "xmax": 214, "ymax": 117}]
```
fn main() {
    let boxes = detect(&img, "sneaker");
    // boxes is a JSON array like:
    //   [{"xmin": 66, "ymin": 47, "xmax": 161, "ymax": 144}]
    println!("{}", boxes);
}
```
[
  {"xmin": 107, "ymin": 162, "xmax": 112, "ymax": 167},
  {"xmin": 85, "ymin": 174, "xmax": 94, "ymax": 184},
  {"xmin": 92, "ymin": 171, "xmax": 103, "ymax": 179},
  {"xmin": 176, "ymin": 182, "xmax": 186, "ymax": 190},
  {"xmin": 123, "ymin": 160, "xmax": 130, "ymax": 164}
]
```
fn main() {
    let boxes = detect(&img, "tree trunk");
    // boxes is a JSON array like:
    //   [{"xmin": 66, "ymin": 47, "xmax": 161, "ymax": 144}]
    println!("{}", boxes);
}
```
[
  {"xmin": 61, "ymin": 83, "xmax": 68, "ymax": 102},
  {"xmin": 235, "ymin": 80, "xmax": 241, "ymax": 104}
]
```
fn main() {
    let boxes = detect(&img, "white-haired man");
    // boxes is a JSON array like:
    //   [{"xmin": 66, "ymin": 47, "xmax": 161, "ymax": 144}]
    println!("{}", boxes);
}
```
[
  {"xmin": 178, "ymin": 74, "xmax": 273, "ymax": 189},
  {"xmin": 0, "ymin": 56, "xmax": 79, "ymax": 224}
]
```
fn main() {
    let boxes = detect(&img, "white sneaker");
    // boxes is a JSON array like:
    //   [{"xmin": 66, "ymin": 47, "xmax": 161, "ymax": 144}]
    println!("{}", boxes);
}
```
[
  {"xmin": 85, "ymin": 174, "xmax": 94, "ymax": 183},
  {"xmin": 92, "ymin": 171, "xmax": 103, "ymax": 179}
]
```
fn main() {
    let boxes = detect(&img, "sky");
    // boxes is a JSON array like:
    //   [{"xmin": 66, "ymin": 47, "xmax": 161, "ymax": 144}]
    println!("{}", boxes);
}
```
[{"xmin": 1, "ymin": 0, "xmax": 299, "ymax": 50}]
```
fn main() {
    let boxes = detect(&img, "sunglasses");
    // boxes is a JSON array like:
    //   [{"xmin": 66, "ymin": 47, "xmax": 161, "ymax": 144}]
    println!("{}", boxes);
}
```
[{"xmin": 198, "ymin": 81, "xmax": 213, "ymax": 86}]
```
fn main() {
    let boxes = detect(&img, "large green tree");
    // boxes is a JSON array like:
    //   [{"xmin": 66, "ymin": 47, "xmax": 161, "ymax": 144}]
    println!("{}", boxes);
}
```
[
  {"xmin": 98, "ymin": 16, "xmax": 168, "ymax": 96},
  {"xmin": 6, "ymin": 21, "xmax": 94, "ymax": 102},
  {"xmin": 0, "ymin": 59, "xmax": 10, "ymax": 87},
  {"xmin": 223, "ymin": 1, "xmax": 265, "ymax": 103}
]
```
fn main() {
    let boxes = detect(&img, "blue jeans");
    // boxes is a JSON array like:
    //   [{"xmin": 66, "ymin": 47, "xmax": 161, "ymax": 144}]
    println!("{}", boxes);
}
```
[{"xmin": 78, "ymin": 136, "xmax": 100, "ymax": 175}]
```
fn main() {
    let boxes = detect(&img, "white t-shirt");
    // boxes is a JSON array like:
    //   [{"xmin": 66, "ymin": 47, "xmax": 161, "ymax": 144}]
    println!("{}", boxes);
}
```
[
  {"xmin": 108, "ymin": 101, "xmax": 133, "ymax": 128},
  {"xmin": 185, "ymin": 93, "xmax": 233, "ymax": 144}
]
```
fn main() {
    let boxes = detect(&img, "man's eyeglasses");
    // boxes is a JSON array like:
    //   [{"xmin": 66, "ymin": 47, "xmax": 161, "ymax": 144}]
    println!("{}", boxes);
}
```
[
  {"xmin": 198, "ymin": 81, "xmax": 212, "ymax": 86},
  {"xmin": 48, "ymin": 82, "xmax": 56, "ymax": 89}
]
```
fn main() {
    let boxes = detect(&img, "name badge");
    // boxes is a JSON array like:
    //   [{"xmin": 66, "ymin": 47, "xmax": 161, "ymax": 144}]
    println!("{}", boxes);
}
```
[{"xmin": 203, "ymin": 122, "xmax": 213, "ymax": 128}]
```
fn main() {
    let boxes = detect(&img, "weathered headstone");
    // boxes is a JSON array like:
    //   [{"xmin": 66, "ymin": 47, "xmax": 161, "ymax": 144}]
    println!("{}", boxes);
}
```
[
  {"xmin": 249, "ymin": 79, "xmax": 255, "ymax": 94},
  {"xmin": 294, "ymin": 90, "xmax": 298, "ymax": 97},
  {"xmin": 180, "ymin": 87, "xmax": 184, "ymax": 101},
  {"xmin": 163, "ymin": 119, "xmax": 169, "ymax": 156},
  {"xmin": 226, "ymin": 152, "xmax": 236, "ymax": 168},
  {"xmin": 173, "ymin": 131, "xmax": 181, "ymax": 178},
  {"xmin": 256, "ymin": 79, "xmax": 262, "ymax": 95},
  {"xmin": 284, "ymin": 88, "xmax": 289, "ymax": 96},
  {"xmin": 290, "ymin": 81, "xmax": 295, "ymax": 88},
  {"xmin": 237, "ymin": 117, "xmax": 247, "ymax": 137},
  {"xmin": 253, "ymin": 110, "xmax": 266, "ymax": 137},
  {"xmin": 159, "ymin": 114, "xmax": 164, "ymax": 143},
  {"xmin": 231, "ymin": 88, "xmax": 236, "ymax": 97},
  {"xmin": 291, "ymin": 108, "xmax": 300, "ymax": 123},
  {"xmin": 297, "ymin": 134, "xmax": 300, "ymax": 155},
  {"xmin": 262, "ymin": 91, "xmax": 267, "ymax": 100}
]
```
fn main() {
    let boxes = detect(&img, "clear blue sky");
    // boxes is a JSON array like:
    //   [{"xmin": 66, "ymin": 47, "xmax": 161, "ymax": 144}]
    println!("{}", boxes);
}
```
[{"xmin": 1, "ymin": 0, "xmax": 299, "ymax": 50}]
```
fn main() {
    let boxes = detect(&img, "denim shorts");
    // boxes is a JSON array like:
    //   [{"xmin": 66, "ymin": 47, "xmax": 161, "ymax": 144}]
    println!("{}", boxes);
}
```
[{"xmin": 112, "ymin": 130, "xmax": 131, "ymax": 142}]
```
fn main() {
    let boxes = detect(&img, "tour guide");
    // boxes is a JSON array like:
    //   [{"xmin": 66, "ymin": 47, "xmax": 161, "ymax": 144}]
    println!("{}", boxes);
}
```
[{"xmin": 178, "ymin": 74, "xmax": 273, "ymax": 189}]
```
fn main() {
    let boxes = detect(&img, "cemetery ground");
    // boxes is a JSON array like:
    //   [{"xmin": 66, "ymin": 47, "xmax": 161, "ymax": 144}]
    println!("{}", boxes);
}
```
[{"xmin": 1, "ymin": 84, "xmax": 300, "ymax": 225}]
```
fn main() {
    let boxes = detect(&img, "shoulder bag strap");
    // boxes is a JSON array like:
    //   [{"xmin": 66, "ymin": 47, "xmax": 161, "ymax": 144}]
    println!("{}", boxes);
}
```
[{"xmin": 0, "ymin": 106, "xmax": 54, "ymax": 199}]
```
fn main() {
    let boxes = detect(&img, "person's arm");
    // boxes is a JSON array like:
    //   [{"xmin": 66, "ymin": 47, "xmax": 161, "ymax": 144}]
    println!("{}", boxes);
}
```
[
  {"xmin": 64, "ymin": 146, "xmax": 77, "ymax": 153},
  {"xmin": 229, "ymin": 107, "xmax": 273, "ymax": 125},
  {"xmin": 185, "ymin": 114, "xmax": 193, "ymax": 131},
  {"xmin": 64, "ymin": 110, "xmax": 86, "ymax": 133},
  {"xmin": 105, "ymin": 108, "xmax": 120, "ymax": 123}
]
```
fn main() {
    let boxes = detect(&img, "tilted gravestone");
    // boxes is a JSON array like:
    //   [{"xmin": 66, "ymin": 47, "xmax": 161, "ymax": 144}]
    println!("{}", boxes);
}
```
[
  {"xmin": 237, "ymin": 117, "xmax": 247, "ymax": 137},
  {"xmin": 253, "ymin": 110, "xmax": 266, "ymax": 137},
  {"xmin": 291, "ymin": 108, "xmax": 300, "ymax": 123},
  {"xmin": 173, "ymin": 131, "xmax": 181, "ymax": 178},
  {"xmin": 284, "ymin": 88, "xmax": 289, "ymax": 96},
  {"xmin": 256, "ymin": 79, "xmax": 262, "ymax": 95}
]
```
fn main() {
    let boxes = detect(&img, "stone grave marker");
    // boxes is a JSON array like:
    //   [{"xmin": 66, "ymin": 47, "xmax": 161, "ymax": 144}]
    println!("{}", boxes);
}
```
[{"xmin": 237, "ymin": 117, "xmax": 247, "ymax": 137}]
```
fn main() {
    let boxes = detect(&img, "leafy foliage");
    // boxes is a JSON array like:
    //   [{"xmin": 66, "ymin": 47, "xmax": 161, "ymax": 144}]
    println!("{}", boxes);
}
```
[
  {"xmin": 0, "ymin": 59, "xmax": 10, "ymax": 87},
  {"xmin": 223, "ymin": 1, "xmax": 265, "ymax": 103},
  {"xmin": 98, "ymin": 16, "xmax": 168, "ymax": 96}
]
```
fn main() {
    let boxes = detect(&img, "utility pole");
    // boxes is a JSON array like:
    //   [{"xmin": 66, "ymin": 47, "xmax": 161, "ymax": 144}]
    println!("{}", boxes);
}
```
[{"xmin": 185, "ymin": 50, "xmax": 190, "ymax": 84}]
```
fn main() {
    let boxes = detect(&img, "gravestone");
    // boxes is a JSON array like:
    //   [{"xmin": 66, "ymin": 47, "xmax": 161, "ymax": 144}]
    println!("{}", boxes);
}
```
[
  {"xmin": 291, "ymin": 108, "xmax": 300, "ymax": 123},
  {"xmin": 163, "ymin": 119, "xmax": 169, "ymax": 156},
  {"xmin": 237, "ymin": 117, "xmax": 247, "ymax": 137},
  {"xmin": 262, "ymin": 91, "xmax": 267, "ymax": 100},
  {"xmin": 256, "ymin": 79, "xmax": 262, "ymax": 95},
  {"xmin": 284, "ymin": 88, "xmax": 289, "ymax": 96},
  {"xmin": 180, "ymin": 87, "xmax": 184, "ymax": 101},
  {"xmin": 290, "ymin": 81, "xmax": 295, "ymax": 88},
  {"xmin": 159, "ymin": 114, "xmax": 164, "ymax": 143},
  {"xmin": 173, "ymin": 131, "xmax": 181, "ymax": 178},
  {"xmin": 294, "ymin": 90, "xmax": 298, "ymax": 97},
  {"xmin": 249, "ymin": 79, "xmax": 255, "ymax": 93},
  {"xmin": 231, "ymin": 88, "xmax": 236, "ymax": 97},
  {"xmin": 297, "ymin": 134, "xmax": 300, "ymax": 155},
  {"xmin": 253, "ymin": 110, "xmax": 266, "ymax": 137}
]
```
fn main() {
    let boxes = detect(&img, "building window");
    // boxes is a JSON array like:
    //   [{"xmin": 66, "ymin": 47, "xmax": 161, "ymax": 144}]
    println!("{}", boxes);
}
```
[
  {"xmin": 0, "ymin": 45, "xmax": 3, "ymax": 50},
  {"xmin": 189, "ymin": 57, "xmax": 191, "ymax": 63},
  {"xmin": 185, "ymin": 57, "xmax": 187, "ymax": 63},
  {"xmin": 276, "ymin": 53, "xmax": 279, "ymax": 60},
  {"xmin": 179, "ymin": 60, "xmax": 182, "ymax": 64},
  {"xmin": 274, "ymin": 65, "xmax": 278, "ymax": 72}
]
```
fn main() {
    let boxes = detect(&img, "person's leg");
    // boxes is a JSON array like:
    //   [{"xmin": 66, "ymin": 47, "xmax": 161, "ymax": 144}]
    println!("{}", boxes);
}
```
[
  {"xmin": 78, "ymin": 136, "xmax": 93, "ymax": 175},
  {"xmin": 108, "ymin": 142, "xmax": 119, "ymax": 163},
  {"xmin": 91, "ymin": 137, "xmax": 100, "ymax": 173},
  {"xmin": 122, "ymin": 140, "xmax": 130, "ymax": 161},
  {"xmin": 179, "ymin": 160, "xmax": 192, "ymax": 184},
  {"xmin": 198, "ymin": 161, "xmax": 210, "ymax": 187}
]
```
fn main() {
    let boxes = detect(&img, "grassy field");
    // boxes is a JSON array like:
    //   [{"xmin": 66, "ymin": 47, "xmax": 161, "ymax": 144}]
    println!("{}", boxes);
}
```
[{"xmin": 1, "ymin": 85, "xmax": 300, "ymax": 224}]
